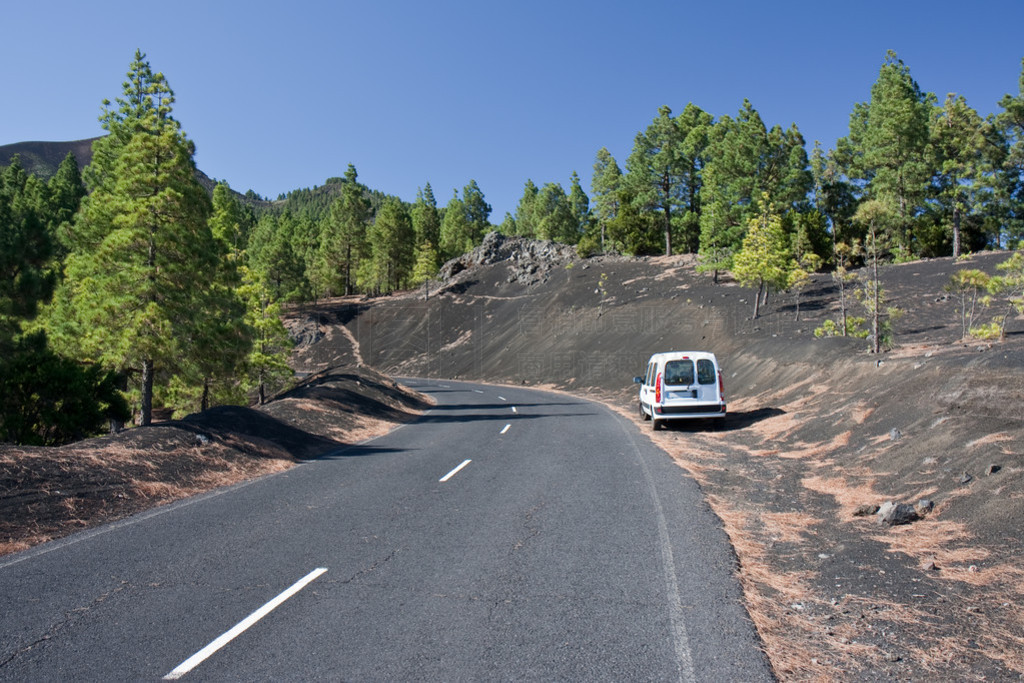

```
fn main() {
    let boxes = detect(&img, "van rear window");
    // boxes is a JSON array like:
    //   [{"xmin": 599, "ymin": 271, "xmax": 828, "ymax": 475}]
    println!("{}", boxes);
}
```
[
  {"xmin": 664, "ymin": 360, "xmax": 694, "ymax": 385},
  {"xmin": 697, "ymin": 358, "xmax": 716, "ymax": 385}
]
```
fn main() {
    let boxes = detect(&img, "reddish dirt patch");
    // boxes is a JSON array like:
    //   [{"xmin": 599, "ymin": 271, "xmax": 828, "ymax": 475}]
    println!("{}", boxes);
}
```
[{"xmin": 0, "ymin": 366, "xmax": 431, "ymax": 557}]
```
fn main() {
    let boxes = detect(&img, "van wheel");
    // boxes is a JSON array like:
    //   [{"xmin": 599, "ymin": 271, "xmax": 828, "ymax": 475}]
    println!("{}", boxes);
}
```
[
  {"xmin": 651, "ymin": 418, "xmax": 661, "ymax": 431},
  {"xmin": 639, "ymin": 402, "xmax": 650, "ymax": 420}
]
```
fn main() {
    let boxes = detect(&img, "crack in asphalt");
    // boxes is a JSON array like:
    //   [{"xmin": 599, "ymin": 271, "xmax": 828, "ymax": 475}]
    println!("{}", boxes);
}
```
[{"xmin": 0, "ymin": 580, "xmax": 130, "ymax": 670}]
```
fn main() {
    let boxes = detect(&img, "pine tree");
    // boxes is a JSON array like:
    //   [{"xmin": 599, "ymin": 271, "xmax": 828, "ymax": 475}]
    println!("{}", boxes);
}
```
[
  {"xmin": 698, "ymin": 104, "xmax": 764, "ymax": 266},
  {"xmin": 209, "ymin": 181, "xmax": 247, "ymax": 258},
  {"xmin": 440, "ymin": 191, "xmax": 472, "ymax": 260},
  {"xmin": 61, "ymin": 52, "xmax": 217, "ymax": 426},
  {"xmin": 622, "ymin": 105, "xmax": 688, "ymax": 254},
  {"xmin": 1, "ymin": 156, "xmax": 55, "ymax": 336},
  {"xmin": 732, "ymin": 195, "xmax": 795, "ymax": 319},
  {"xmin": 928, "ymin": 94, "xmax": 994, "ymax": 256},
  {"xmin": 248, "ymin": 212, "xmax": 307, "ymax": 301},
  {"xmin": 411, "ymin": 240, "xmax": 440, "ymax": 294},
  {"xmin": 411, "ymin": 183, "xmax": 441, "ymax": 251},
  {"xmin": 316, "ymin": 164, "xmax": 370, "ymax": 295},
  {"xmin": 534, "ymin": 182, "xmax": 577, "ymax": 244},
  {"xmin": 238, "ymin": 266, "xmax": 293, "ymax": 405},
  {"xmin": 589, "ymin": 147, "xmax": 623, "ymax": 253},
  {"xmin": 513, "ymin": 179, "xmax": 540, "ymax": 238},
  {"xmin": 462, "ymin": 179, "xmax": 491, "ymax": 243},
  {"xmin": 841, "ymin": 51, "xmax": 933, "ymax": 255},
  {"xmin": 47, "ymin": 152, "xmax": 86, "ymax": 258},
  {"xmin": 364, "ymin": 196, "xmax": 414, "ymax": 293},
  {"xmin": 853, "ymin": 200, "xmax": 900, "ymax": 352},
  {"xmin": 810, "ymin": 142, "xmax": 859, "ymax": 251},
  {"xmin": 568, "ymin": 171, "xmax": 592, "ymax": 239},
  {"xmin": 605, "ymin": 187, "xmax": 661, "ymax": 256},
  {"xmin": 995, "ymin": 58, "xmax": 1024, "ymax": 248}
]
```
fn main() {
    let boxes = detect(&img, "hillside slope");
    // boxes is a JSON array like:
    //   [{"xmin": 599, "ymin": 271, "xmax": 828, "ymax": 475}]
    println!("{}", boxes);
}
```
[
  {"xmin": 0, "ymin": 137, "xmax": 257, "ymax": 201},
  {"xmin": 287, "ymin": 233, "xmax": 1024, "ymax": 680}
]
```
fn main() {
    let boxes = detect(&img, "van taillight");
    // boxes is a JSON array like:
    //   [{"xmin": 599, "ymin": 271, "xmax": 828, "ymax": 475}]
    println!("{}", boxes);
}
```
[
  {"xmin": 718, "ymin": 370, "xmax": 725, "ymax": 397},
  {"xmin": 655, "ymin": 372, "xmax": 662, "ymax": 403}
]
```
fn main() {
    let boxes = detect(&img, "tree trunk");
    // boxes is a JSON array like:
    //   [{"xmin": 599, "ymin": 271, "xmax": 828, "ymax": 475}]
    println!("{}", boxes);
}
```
[
  {"xmin": 140, "ymin": 358, "xmax": 154, "ymax": 426},
  {"xmin": 344, "ymin": 243, "xmax": 352, "ymax": 296},
  {"xmin": 752, "ymin": 280, "xmax": 763, "ymax": 319},
  {"xmin": 664, "ymin": 211, "xmax": 672, "ymax": 256},
  {"xmin": 952, "ymin": 202, "xmax": 962, "ymax": 258},
  {"xmin": 871, "ymin": 241, "xmax": 881, "ymax": 354},
  {"xmin": 839, "ymin": 277, "xmax": 848, "ymax": 337}
]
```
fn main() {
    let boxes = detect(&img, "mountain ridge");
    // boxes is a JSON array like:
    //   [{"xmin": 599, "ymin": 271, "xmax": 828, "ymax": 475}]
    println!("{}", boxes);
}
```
[{"xmin": 0, "ymin": 137, "xmax": 265, "ymax": 206}]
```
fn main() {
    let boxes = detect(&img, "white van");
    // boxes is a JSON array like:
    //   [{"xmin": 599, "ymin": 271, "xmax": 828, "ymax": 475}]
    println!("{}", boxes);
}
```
[{"xmin": 634, "ymin": 351, "xmax": 726, "ymax": 429}]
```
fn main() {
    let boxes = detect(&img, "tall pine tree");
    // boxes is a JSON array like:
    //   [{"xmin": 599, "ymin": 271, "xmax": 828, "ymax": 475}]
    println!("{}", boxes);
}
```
[{"xmin": 61, "ymin": 51, "xmax": 218, "ymax": 425}]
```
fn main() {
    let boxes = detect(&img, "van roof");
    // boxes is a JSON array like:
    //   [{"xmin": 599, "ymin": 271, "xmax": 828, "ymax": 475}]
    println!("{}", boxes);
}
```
[{"xmin": 647, "ymin": 351, "xmax": 718, "ymax": 361}]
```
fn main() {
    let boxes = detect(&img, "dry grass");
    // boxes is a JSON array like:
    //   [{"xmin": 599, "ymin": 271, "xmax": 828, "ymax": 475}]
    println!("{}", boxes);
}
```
[
  {"xmin": 802, "ymin": 474, "xmax": 881, "ymax": 516},
  {"xmin": 0, "ymin": 367, "xmax": 430, "ymax": 558}
]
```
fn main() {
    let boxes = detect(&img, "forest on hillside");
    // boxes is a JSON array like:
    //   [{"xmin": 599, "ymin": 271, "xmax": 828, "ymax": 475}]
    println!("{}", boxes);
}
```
[{"xmin": 3, "ymin": 49, "xmax": 1024, "ymax": 446}]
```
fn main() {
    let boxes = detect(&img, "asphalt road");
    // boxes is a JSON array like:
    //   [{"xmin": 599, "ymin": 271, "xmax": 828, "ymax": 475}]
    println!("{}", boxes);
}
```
[{"xmin": 0, "ymin": 380, "xmax": 772, "ymax": 681}]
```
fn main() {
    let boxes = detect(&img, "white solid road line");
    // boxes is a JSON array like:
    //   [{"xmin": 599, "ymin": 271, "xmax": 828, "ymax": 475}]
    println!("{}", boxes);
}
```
[
  {"xmin": 500, "ymin": 424, "xmax": 511, "ymax": 434},
  {"xmin": 163, "ymin": 567, "xmax": 328, "ymax": 680},
  {"xmin": 439, "ymin": 459, "xmax": 472, "ymax": 482}
]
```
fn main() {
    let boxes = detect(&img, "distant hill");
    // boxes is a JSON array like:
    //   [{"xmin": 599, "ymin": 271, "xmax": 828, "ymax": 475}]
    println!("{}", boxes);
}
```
[
  {"xmin": 0, "ymin": 138, "xmax": 99, "ymax": 179},
  {"xmin": 2, "ymin": 138, "xmax": 396, "ymax": 220},
  {"xmin": 0, "ymin": 137, "xmax": 268, "ymax": 207}
]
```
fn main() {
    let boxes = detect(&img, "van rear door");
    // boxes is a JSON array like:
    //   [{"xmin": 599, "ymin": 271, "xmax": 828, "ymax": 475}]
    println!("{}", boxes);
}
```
[{"xmin": 661, "ymin": 356, "xmax": 722, "ymax": 411}]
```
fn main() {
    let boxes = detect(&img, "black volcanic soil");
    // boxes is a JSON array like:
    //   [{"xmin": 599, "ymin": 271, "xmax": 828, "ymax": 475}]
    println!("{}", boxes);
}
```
[
  {"xmin": 3, "ymin": 233, "xmax": 1023, "ymax": 680},
  {"xmin": 287, "ymin": 236, "xmax": 1024, "ymax": 681}
]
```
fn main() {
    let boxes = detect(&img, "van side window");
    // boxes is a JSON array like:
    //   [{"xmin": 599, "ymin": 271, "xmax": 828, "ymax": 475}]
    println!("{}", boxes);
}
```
[
  {"xmin": 645, "ymin": 362, "xmax": 654, "ymax": 386},
  {"xmin": 697, "ymin": 358, "xmax": 716, "ymax": 385}
]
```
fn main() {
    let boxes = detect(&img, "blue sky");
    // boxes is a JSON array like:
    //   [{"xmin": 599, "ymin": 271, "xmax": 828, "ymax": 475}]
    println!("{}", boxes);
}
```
[{"xmin": 3, "ymin": 0, "xmax": 1023, "ymax": 220}]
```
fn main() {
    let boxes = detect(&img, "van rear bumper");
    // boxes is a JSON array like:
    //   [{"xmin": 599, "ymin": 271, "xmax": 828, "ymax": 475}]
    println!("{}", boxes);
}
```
[{"xmin": 654, "ymin": 403, "xmax": 727, "ymax": 418}]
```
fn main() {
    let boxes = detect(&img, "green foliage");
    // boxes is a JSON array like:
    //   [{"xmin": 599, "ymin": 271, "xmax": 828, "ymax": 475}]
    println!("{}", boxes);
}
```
[
  {"xmin": 840, "ymin": 51, "xmax": 933, "ymax": 254},
  {"xmin": 698, "ymin": 100, "xmax": 812, "ymax": 261},
  {"xmin": 1, "ymin": 156, "xmax": 56, "ymax": 336},
  {"xmin": 811, "ymin": 143, "xmax": 860, "ymax": 253},
  {"xmin": 248, "ymin": 212, "xmax": 309, "ymax": 301},
  {"xmin": 568, "ymin": 171, "xmax": 592, "ymax": 240},
  {"xmin": 55, "ymin": 51, "xmax": 227, "ymax": 425},
  {"xmin": 534, "ymin": 182, "xmax": 578, "ymax": 244},
  {"xmin": 314, "ymin": 164, "xmax": 370, "ymax": 296},
  {"xmin": 513, "ymin": 179, "xmax": 540, "ymax": 238},
  {"xmin": 47, "ymin": 152, "xmax": 87, "ymax": 258},
  {"xmin": 238, "ymin": 266, "xmax": 293, "ymax": 405},
  {"xmin": 854, "ymin": 283, "xmax": 902, "ymax": 351},
  {"xmin": 995, "ymin": 59, "xmax": 1024, "ymax": 248},
  {"xmin": 626, "ymin": 104, "xmax": 712, "ymax": 255},
  {"xmin": 0, "ymin": 156, "xmax": 128, "ymax": 444},
  {"xmin": 0, "ymin": 331, "xmax": 130, "ymax": 446},
  {"xmin": 732, "ymin": 196, "xmax": 796, "ymax": 318},
  {"xmin": 210, "ymin": 181, "xmax": 250, "ymax": 257},
  {"xmin": 588, "ymin": 147, "xmax": 622, "ymax": 253},
  {"xmin": 927, "ymin": 93, "xmax": 997, "ymax": 256},
  {"xmin": 363, "ymin": 196, "xmax": 414, "ymax": 294},
  {"xmin": 945, "ymin": 268, "xmax": 992, "ymax": 340},
  {"xmin": 461, "ymin": 179, "xmax": 491, "ymax": 241},
  {"xmin": 410, "ymin": 240, "xmax": 440, "ymax": 289},
  {"xmin": 412, "ymin": 184, "xmax": 441, "ymax": 253},
  {"xmin": 969, "ymin": 320, "xmax": 1003, "ymax": 340},
  {"xmin": 994, "ymin": 250, "xmax": 1024, "ymax": 331},
  {"xmin": 604, "ymin": 187, "xmax": 661, "ymax": 256},
  {"xmin": 814, "ymin": 316, "xmax": 869, "ymax": 339}
]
